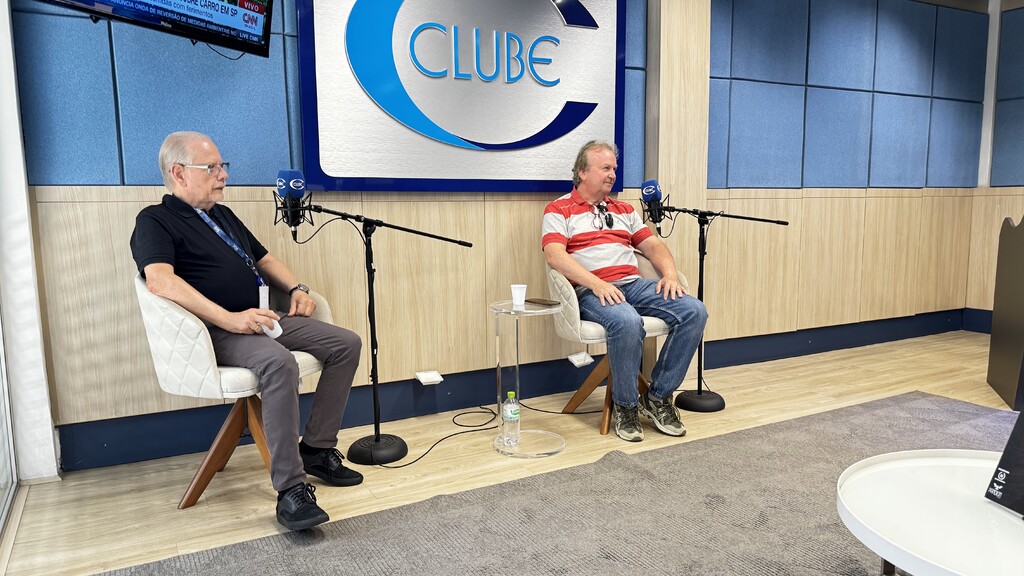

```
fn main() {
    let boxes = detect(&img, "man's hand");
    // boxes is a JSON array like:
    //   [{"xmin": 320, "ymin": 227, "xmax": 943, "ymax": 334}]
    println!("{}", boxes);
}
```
[
  {"xmin": 224, "ymin": 308, "xmax": 281, "ymax": 334},
  {"xmin": 288, "ymin": 291, "xmax": 317, "ymax": 317},
  {"xmin": 593, "ymin": 281, "xmax": 626, "ymax": 306},
  {"xmin": 656, "ymin": 277, "xmax": 688, "ymax": 300}
]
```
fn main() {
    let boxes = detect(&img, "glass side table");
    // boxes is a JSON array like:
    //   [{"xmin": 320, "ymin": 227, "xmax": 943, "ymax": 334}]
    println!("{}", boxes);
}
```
[{"xmin": 489, "ymin": 300, "xmax": 565, "ymax": 458}]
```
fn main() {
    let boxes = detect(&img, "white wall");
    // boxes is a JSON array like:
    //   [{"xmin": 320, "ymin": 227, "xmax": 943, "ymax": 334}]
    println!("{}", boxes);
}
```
[{"xmin": 0, "ymin": 0, "xmax": 60, "ymax": 481}]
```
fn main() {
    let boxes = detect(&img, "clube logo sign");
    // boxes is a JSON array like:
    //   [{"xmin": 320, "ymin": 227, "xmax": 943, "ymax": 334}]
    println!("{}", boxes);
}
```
[{"xmin": 299, "ymin": 0, "xmax": 623, "ymax": 191}]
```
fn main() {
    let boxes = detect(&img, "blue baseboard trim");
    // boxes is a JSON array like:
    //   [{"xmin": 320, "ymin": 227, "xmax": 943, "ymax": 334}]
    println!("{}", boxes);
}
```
[
  {"xmin": 962, "ymin": 308, "xmax": 992, "ymax": 334},
  {"xmin": 58, "ymin": 360, "xmax": 594, "ymax": 472},
  {"xmin": 58, "ymin": 308, "xmax": 978, "ymax": 472},
  {"xmin": 703, "ymin": 309, "xmax": 965, "ymax": 369}
]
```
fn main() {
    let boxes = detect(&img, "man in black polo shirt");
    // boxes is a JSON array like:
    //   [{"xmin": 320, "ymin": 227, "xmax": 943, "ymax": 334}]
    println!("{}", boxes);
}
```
[{"xmin": 131, "ymin": 131, "xmax": 362, "ymax": 531}]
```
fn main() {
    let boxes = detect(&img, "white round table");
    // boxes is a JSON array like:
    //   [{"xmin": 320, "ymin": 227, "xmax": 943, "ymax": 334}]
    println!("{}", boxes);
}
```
[{"xmin": 837, "ymin": 449, "xmax": 1024, "ymax": 576}]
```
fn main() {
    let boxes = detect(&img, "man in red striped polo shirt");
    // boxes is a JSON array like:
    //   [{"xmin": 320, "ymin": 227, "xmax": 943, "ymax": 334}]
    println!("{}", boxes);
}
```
[{"xmin": 542, "ymin": 140, "xmax": 708, "ymax": 442}]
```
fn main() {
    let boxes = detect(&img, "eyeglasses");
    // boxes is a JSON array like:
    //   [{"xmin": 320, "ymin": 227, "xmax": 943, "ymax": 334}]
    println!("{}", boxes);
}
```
[
  {"xmin": 176, "ymin": 162, "xmax": 230, "ymax": 175},
  {"xmin": 592, "ymin": 202, "xmax": 614, "ymax": 229}
]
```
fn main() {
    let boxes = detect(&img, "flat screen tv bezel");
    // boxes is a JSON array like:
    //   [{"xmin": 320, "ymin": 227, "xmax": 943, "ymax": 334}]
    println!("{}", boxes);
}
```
[{"xmin": 39, "ymin": 0, "xmax": 275, "ymax": 58}]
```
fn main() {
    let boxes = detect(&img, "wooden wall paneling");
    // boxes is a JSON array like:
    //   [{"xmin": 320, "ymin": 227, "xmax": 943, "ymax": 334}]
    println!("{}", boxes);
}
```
[
  {"xmin": 701, "ymin": 199, "xmax": 730, "ymax": 341},
  {"xmin": 32, "ymin": 186, "xmax": 165, "ymax": 203},
  {"xmin": 652, "ymin": 0, "xmax": 710, "ymax": 289},
  {"xmin": 967, "ymin": 193, "xmax": 1024, "ymax": 310},
  {"xmin": 859, "ymin": 197, "xmax": 922, "ymax": 322},
  {"xmin": 711, "ymin": 198, "xmax": 802, "ymax": 340},
  {"xmin": 36, "ymin": 201, "xmax": 220, "ymax": 425},
  {"xmin": 367, "ymin": 200, "xmax": 488, "ymax": 382},
  {"xmin": 915, "ymin": 195, "xmax": 972, "ymax": 313},
  {"xmin": 801, "ymin": 188, "xmax": 867, "ymax": 199},
  {"xmin": 797, "ymin": 196, "xmax": 866, "ymax": 330},
  {"xmin": 483, "ymin": 199, "xmax": 579, "ymax": 367},
  {"xmin": 225, "ymin": 196, "xmax": 370, "ymax": 391}
]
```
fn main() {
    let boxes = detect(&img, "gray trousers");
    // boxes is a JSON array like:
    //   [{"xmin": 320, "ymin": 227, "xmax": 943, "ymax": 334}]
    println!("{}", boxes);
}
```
[{"xmin": 208, "ymin": 315, "xmax": 362, "ymax": 491}]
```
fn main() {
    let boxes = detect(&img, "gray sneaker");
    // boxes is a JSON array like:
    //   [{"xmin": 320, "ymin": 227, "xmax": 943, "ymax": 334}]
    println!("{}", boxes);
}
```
[
  {"xmin": 638, "ymin": 393, "xmax": 687, "ymax": 437},
  {"xmin": 612, "ymin": 403, "xmax": 644, "ymax": 442}
]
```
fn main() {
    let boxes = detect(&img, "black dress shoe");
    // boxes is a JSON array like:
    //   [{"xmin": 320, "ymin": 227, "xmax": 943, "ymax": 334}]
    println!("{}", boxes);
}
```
[
  {"xmin": 300, "ymin": 444, "xmax": 364, "ymax": 487},
  {"xmin": 276, "ymin": 483, "xmax": 329, "ymax": 531}
]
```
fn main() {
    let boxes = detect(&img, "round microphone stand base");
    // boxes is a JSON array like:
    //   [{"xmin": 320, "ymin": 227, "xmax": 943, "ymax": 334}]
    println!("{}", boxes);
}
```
[
  {"xmin": 347, "ymin": 433, "xmax": 409, "ymax": 465},
  {"xmin": 675, "ymin": 389, "xmax": 726, "ymax": 413}
]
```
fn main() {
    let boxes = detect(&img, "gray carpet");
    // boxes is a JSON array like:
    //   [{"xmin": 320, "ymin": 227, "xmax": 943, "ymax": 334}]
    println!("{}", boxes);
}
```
[{"xmin": 107, "ymin": 392, "xmax": 1017, "ymax": 576}]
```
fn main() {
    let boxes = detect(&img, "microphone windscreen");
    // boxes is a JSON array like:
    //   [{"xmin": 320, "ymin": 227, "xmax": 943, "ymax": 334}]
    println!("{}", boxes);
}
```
[
  {"xmin": 640, "ymin": 179, "xmax": 661, "ymax": 202},
  {"xmin": 276, "ymin": 169, "xmax": 306, "ymax": 199}
]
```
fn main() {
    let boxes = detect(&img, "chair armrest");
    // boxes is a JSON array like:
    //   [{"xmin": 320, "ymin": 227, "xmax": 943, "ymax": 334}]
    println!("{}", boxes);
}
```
[
  {"xmin": 269, "ymin": 287, "xmax": 334, "ymax": 324},
  {"xmin": 133, "ymin": 275, "xmax": 224, "ymax": 399},
  {"xmin": 635, "ymin": 251, "xmax": 690, "ymax": 293},
  {"xmin": 547, "ymin": 266, "xmax": 585, "ymax": 342}
]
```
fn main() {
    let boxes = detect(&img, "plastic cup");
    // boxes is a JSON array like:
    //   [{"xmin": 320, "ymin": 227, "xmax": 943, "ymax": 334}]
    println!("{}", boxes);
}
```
[{"xmin": 511, "ymin": 284, "xmax": 527, "ymax": 308}]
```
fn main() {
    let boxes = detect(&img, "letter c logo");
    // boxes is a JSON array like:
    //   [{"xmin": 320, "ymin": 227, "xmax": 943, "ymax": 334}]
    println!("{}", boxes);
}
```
[{"xmin": 346, "ymin": 0, "xmax": 600, "ymax": 150}]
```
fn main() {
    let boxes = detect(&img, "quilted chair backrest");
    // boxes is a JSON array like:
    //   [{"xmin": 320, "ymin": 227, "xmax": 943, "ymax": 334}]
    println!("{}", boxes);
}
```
[{"xmin": 133, "ymin": 275, "xmax": 225, "ymax": 399}]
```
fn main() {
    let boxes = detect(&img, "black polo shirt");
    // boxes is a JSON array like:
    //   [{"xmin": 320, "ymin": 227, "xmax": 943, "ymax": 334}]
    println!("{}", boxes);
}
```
[{"xmin": 131, "ymin": 194, "xmax": 269, "ymax": 313}]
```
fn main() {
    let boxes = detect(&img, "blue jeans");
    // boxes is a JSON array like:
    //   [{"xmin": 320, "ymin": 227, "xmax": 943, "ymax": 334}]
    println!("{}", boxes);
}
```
[{"xmin": 577, "ymin": 278, "xmax": 708, "ymax": 408}]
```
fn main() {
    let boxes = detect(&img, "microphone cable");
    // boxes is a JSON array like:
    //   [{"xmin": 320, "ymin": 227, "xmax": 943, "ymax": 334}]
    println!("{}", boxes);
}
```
[
  {"xmin": 367, "ymin": 393, "xmax": 609, "ymax": 468},
  {"xmin": 369, "ymin": 406, "xmax": 499, "ymax": 469},
  {"xmin": 519, "ymin": 400, "xmax": 601, "ymax": 415}
]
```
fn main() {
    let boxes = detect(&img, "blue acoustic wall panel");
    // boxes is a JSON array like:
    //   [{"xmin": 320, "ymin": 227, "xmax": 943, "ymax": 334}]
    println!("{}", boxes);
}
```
[
  {"xmin": 12, "ymin": 13, "xmax": 121, "ymax": 185},
  {"xmin": 112, "ymin": 23, "xmax": 291, "ymax": 185},
  {"xmin": 710, "ymin": 0, "xmax": 732, "ymax": 78},
  {"xmin": 708, "ymin": 79, "xmax": 730, "ymax": 189},
  {"xmin": 625, "ymin": 0, "xmax": 647, "ymax": 69},
  {"xmin": 990, "ymin": 99, "xmax": 1024, "ymax": 187},
  {"xmin": 282, "ymin": 0, "xmax": 297, "ymax": 36},
  {"xmin": 731, "ymin": 0, "xmax": 808, "ymax": 84},
  {"xmin": 727, "ymin": 80, "xmax": 805, "ymax": 188},
  {"xmin": 997, "ymin": 8, "xmax": 1024, "ymax": 100},
  {"xmin": 807, "ymin": 0, "xmax": 876, "ymax": 91},
  {"xmin": 927, "ymin": 99, "xmax": 982, "ymax": 187},
  {"xmin": 869, "ymin": 93, "xmax": 930, "ymax": 188},
  {"xmin": 11, "ymin": 0, "xmax": 87, "ymax": 17},
  {"xmin": 933, "ymin": 7, "xmax": 987, "ymax": 102},
  {"xmin": 623, "ymin": 69, "xmax": 646, "ymax": 187},
  {"xmin": 874, "ymin": 0, "xmax": 936, "ymax": 97},
  {"xmin": 803, "ymin": 88, "xmax": 871, "ymax": 187}
]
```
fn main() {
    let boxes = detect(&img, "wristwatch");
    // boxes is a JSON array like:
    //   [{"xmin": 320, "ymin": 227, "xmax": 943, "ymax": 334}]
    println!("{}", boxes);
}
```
[{"xmin": 288, "ymin": 283, "xmax": 310, "ymax": 296}]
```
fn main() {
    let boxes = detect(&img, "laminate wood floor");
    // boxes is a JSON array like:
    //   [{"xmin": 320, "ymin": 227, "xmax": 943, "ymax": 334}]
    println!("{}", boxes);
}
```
[{"xmin": 0, "ymin": 331, "xmax": 1010, "ymax": 576}]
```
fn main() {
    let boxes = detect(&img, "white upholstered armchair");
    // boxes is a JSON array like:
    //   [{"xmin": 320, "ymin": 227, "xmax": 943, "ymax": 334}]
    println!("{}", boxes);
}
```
[
  {"xmin": 133, "ymin": 274, "xmax": 332, "ymax": 508},
  {"xmin": 546, "ymin": 253, "xmax": 689, "ymax": 435}
]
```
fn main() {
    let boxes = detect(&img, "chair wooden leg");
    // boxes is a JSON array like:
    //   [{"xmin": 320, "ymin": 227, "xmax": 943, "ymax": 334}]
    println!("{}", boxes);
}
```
[
  {"xmin": 179, "ymin": 399, "xmax": 247, "ymax": 509},
  {"xmin": 600, "ymin": 374, "xmax": 614, "ymax": 435},
  {"xmin": 562, "ymin": 356, "xmax": 611, "ymax": 414},
  {"xmin": 245, "ymin": 396, "xmax": 272, "ymax": 472},
  {"xmin": 566, "ymin": 356, "xmax": 652, "ymax": 436}
]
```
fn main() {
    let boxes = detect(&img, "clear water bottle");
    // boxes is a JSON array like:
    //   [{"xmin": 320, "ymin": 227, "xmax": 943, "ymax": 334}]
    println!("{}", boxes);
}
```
[{"xmin": 501, "ymin": 391, "xmax": 520, "ymax": 446}]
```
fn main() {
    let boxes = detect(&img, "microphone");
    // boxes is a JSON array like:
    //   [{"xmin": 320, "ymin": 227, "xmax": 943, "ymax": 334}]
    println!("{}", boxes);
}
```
[
  {"xmin": 640, "ymin": 179, "xmax": 665, "ymax": 235},
  {"xmin": 276, "ymin": 169, "xmax": 307, "ymax": 241}
]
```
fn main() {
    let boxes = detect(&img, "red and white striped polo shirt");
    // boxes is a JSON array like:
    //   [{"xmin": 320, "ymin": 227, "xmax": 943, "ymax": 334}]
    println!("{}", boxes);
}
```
[{"xmin": 541, "ymin": 188, "xmax": 653, "ymax": 284}]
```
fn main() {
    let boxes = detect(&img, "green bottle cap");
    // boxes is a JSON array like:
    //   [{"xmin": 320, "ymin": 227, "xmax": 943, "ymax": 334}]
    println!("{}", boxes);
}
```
[{"xmin": 507, "ymin": 391, "xmax": 515, "ymax": 399}]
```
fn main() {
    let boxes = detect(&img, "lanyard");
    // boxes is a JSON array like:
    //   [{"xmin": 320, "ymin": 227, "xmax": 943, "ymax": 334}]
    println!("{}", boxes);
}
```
[{"xmin": 194, "ymin": 208, "xmax": 265, "ymax": 286}]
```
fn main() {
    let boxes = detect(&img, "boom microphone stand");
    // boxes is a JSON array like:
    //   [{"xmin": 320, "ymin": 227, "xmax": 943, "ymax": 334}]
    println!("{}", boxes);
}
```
[
  {"xmin": 306, "ymin": 204, "xmax": 473, "ymax": 464},
  {"xmin": 662, "ymin": 206, "xmax": 788, "ymax": 412}
]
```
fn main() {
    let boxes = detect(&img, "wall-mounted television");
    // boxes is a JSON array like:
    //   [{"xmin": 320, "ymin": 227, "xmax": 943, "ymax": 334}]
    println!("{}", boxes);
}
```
[{"xmin": 40, "ymin": 0, "xmax": 274, "ymax": 57}]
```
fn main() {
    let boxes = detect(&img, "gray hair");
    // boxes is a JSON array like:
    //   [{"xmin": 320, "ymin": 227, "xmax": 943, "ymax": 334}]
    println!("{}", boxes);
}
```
[
  {"xmin": 571, "ymin": 140, "xmax": 619, "ymax": 187},
  {"xmin": 158, "ymin": 131, "xmax": 211, "ymax": 188}
]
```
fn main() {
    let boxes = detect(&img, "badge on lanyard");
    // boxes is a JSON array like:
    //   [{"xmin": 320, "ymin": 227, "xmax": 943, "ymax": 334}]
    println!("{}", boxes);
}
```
[{"xmin": 259, "ymin": 284, "xmax": 270, "ymax": 311}]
